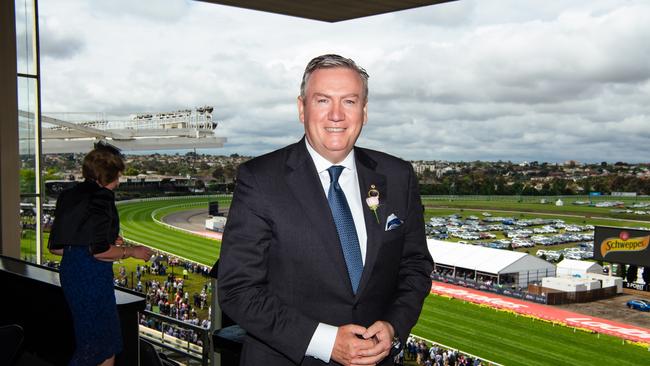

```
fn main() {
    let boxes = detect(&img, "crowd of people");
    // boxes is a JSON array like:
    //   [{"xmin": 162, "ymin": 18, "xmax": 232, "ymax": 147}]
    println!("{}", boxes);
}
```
[
  {"xmin": 114, "ymin": 254, "xmax": 213, "ymax": 346},
  {"xmin": 396, "ymin": 337, "xmax": 485, "ymax": 366},
  {"xmin": 44, "ymin": 251, "xmax": 214, "ymax": 346}
]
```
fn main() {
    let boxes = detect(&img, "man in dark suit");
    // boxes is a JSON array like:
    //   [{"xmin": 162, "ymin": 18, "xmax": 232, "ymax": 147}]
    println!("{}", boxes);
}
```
[{"xmin": 217, "ymin": 54, "xmax": 433, "ymax": 366}]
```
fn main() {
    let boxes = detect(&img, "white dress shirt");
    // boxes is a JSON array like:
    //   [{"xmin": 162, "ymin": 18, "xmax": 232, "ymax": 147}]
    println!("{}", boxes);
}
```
[{"xmin": 304, "ymin": 139, "xmax": 368, "ymax": 362}]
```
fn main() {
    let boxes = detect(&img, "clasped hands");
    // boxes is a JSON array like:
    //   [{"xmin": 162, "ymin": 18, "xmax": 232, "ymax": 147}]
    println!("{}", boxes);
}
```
[{"xmin": 331, "ymin": 320, "xmax": 394, "ymax": 366}]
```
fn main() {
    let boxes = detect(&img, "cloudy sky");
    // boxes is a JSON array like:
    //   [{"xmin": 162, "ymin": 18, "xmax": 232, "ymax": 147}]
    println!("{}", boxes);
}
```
[{"xmin": 35, "ymin": 0, "xmax": 650, "ymax": 163}]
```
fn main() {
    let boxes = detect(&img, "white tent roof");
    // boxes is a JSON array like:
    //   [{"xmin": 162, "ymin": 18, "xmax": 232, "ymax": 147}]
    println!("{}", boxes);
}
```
[
  {"xmin": 557, "ymin": 259, "xmax": 602, "ymax": 272},
  {"xmin": 427, "ymin": 239, "xmax": 555, "ymax": 275}
]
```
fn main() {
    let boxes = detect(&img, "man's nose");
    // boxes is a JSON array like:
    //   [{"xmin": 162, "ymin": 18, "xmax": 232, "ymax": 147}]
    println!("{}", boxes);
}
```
[{"xmin": 328, "ymin": 102, "xmax": 344, "ymax": 122}]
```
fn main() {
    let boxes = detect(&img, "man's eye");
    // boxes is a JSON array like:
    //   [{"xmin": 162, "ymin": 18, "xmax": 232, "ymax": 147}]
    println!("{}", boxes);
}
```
[
  {"xmin": 344, "ymin": 100, "xmax": 356, "ymax": 105},
  {"xmin": 317, "ymin": 99, "xmax": 328, "ymax": 104}
]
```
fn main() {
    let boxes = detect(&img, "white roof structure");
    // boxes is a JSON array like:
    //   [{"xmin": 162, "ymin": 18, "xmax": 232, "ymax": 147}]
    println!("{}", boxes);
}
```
[
  {"xmin": 20, "ymin": 107, "xmax": 226, "ymax": 153},
  {"xmin": 427, "ymin": 240, "xmax": 556, "ymax": 288},
  {"xmin": 556, "ymin": 259, "xmax": 603, "ymax": 278},
  {"xmin": 428, "ymin": 240, "xmax": 554, "ymax": 274}
]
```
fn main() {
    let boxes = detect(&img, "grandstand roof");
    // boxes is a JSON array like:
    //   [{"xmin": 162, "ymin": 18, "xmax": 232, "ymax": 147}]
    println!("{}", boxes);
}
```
[{"xmin": 427, "ymin": 240, "xmax": 556, "ymax": 275}]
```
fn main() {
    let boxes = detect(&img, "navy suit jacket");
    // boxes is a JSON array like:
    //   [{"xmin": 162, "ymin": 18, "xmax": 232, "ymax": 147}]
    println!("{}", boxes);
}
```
[{"xmin": 217, "ymin": 138, "xmax": 433, "ymax": 365}]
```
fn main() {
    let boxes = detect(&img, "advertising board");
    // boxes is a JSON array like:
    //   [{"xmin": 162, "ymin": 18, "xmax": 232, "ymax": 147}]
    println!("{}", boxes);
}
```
[{"xmin": 594, "ymin": 226, "xmax": 650, "ymax": 266}]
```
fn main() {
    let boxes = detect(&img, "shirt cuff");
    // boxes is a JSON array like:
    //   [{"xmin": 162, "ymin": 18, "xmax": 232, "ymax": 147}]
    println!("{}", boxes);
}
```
[{"xmin": 305, "ymin": 322, "xmax": 338, "ymax": 362}]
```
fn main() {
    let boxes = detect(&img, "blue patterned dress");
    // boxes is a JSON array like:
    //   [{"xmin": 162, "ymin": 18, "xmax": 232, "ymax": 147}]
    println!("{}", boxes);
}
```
[
  {"xmin": 60, "ymin": 246, "xmax": 123, "ymax": 365},
  {"xmin": 49, "ymin": 181, "xmax": 122, "ymax": 365}
]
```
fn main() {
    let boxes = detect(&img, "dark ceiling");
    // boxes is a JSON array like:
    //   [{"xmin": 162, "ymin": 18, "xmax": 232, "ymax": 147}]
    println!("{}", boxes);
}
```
[{"xmin": 198, "ymin": 0, "xmax": 455, "ymax": 23}]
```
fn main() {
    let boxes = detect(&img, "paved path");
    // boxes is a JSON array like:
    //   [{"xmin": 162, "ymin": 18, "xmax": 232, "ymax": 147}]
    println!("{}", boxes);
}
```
[
  {"xmin": 162, "ymin": 207, "xmax": 224, "ymax": 240},
  {"xmin": 430, "ymin": 281, "xmax": 650, "ymax": 344}
]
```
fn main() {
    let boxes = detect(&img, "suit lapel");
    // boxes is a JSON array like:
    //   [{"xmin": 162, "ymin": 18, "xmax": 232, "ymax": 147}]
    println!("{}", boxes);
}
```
[
  {"xmin": 354, "ymin": 148, "xmax": 387, "ymax": 297},
  {"xmin": 284, "ymin": 139, "xmax": 351, "ymax": 290}
]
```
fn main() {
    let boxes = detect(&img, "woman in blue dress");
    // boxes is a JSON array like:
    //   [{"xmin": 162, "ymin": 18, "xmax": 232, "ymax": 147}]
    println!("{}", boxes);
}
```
[{"xmin": 49, "ymin": 142, "xmax": 153, "ymax": 366}]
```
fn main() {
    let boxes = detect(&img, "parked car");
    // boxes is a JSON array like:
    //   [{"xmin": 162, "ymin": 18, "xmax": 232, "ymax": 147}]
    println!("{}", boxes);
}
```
[{"xmin": 627, "ymin": 299, "xmax": 650, "ymax": 312}]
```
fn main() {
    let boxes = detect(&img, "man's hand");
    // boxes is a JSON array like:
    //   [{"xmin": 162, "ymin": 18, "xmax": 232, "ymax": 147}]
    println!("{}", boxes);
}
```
[
  {"xmin": 351, "ymin": 320, "xmax": 395, "ymax": 365},
  {"xmin": 331, "ymin": 324, "xmax": 376, "ymax": 366}
]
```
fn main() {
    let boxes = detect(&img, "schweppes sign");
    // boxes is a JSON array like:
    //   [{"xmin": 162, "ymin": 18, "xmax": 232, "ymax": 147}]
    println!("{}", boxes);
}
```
[
  {"xmin": 594, "ymin": 226, "xmax": 650, "ymax": 266},
  {"xmin": 600, "ymin": 231, "xmax": 650, "ymax": 257}
]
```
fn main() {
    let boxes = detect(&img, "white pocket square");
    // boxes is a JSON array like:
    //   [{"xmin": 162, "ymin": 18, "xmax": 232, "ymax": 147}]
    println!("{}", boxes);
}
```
[{"xmin": 385, "ymin": 213, "xmax": 403, "ymax": 231}]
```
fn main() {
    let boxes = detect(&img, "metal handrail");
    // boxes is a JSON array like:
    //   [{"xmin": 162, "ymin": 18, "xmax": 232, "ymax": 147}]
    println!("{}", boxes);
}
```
[{"xmin": 139, "ymin": 309, "xmax": 211, "ymax": 365}]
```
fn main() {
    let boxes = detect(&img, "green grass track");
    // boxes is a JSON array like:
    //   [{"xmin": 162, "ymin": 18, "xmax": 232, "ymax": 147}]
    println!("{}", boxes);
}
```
[
  {"xmin": 117, "ymin": 196, "xmax": 230, "ymax": 265},
  {"xmin": 412, "ymin": 295, "xmax": 650, "ymax": 366}
]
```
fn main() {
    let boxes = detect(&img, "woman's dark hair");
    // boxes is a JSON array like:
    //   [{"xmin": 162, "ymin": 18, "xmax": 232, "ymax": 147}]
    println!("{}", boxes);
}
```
[{"xmin": 82, "ymin": 141, "xmax": 125, "ymax": 185}]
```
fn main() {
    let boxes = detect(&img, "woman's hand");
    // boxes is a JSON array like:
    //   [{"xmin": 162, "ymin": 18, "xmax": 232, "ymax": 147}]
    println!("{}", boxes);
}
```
[{"xmin": 130, "ymin": 245, "xmax": 154, "ymax": 261}]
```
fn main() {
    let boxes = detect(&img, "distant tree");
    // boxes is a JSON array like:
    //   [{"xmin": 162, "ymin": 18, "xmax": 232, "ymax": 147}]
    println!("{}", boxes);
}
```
[
  {"xmin": 207, "ymin": 181, "xmax": 219, "ymax": 192},
  {"xmin": 511, "ymin": 181, "xmax": 524, "ymax": 196},
  {"xmin": 521, "ymin": 185, "xmax": 537, "ymax": 196},
  {"xmin": 223, "ymin": 163, "xmax": 237, "ymax": 182},
  {"xmin": 582, "ymin": 178, "xmax": 592, "ymax": 195},
  {"xmin": 624, "ymin": 178, "xmax": 642, "ymax": 194},
  {"xmin": 610, "ymin": 176, "xmax": 628, "ymax": 192},
  {"xmin": 507, "ymin": 243, "xmax": 514, "ymax": 251},
  {"xmin": 198, "ymin": 162, "xmax": 211, "ymax": 171},
  {"xmin": 592, "ymin": 178, "xmax": 609, "ymax": 194},
  {"xmin": 420, "ymin": 168, "xmax": 436, "ymax": 184},
  {"xmin": 642, "ymin": 180, "xmax": 650, "ymax": 195},
  {"xmin": 43, "ymin": 167, "xmax": 63, "ymax": 181},
  {"xmin": 540, "ymin": 253, "xmax": 547, "ymax": 261},
  {"xmin": 212, "ymin": 165, "xmax": 225, "ymax": 181},
  {"xmin": 125, "ymin": 166, "xmax": 139, "ymax": 176},
  {"xmin": 558, "ymin": 253, "xmax": 564, "ymax": 262},
  {"xmin": 550, "ymin": 178, "xmax": 567, "ymax": 195},
  {"xmin": 20, "ymin": 169, "xmax": 36, "ymax": 194},
  {"xmin": 615, "ymin": 263, "xmax": 626, "ymax": 278},
  {"xmin": 164, "ymin": 163, "xmax": 181, "ymax": 176},
  {"xmin": 626, "ymin": 265, "xmax": 638, "ymax": 284}
]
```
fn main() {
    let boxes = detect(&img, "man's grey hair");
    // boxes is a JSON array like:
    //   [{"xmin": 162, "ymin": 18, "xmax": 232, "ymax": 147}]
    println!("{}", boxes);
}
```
[{"xmin": 300, "ymin": 54, "xmax": 369, "ymax": 102}]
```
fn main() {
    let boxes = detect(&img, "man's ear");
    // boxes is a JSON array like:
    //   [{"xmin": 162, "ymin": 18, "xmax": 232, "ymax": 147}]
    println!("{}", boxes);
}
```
[
  {"xmin": 362, "ymin": 102, "xmax": 368, "ymax": 125},
  {"xmin": 297, "ymin": 96, "xmax": 305, "ymax": 124}
]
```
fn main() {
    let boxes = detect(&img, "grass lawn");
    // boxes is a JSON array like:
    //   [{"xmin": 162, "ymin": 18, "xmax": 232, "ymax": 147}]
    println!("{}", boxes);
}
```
[
  {"xmin": 117, "ymin": 196, "xmax": 228, "ymax": 265},
  {"xmin": 21, "ymin": 195, "xmax": 650, "ymax": 364},
  {"xmin": 412, "ymin": 294, "xmax": 650, "ymax": 366}
]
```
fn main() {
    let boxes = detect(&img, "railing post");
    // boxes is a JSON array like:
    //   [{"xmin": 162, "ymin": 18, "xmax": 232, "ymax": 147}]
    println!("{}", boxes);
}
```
[{"xmin": 210, "ymin": 277, "xmax": 221, "ymax": 366}]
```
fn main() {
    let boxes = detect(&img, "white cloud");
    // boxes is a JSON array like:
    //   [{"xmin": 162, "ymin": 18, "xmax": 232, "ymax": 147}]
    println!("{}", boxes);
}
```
[{"xmin": 39, "ymin": 0, "xmax": 650, "ymax": 162}]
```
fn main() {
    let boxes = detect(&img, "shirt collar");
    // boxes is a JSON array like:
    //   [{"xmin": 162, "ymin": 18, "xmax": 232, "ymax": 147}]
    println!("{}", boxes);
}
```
[{"xmin": 304, "ymin": 138, "xmax": 356, "ymax": 174}]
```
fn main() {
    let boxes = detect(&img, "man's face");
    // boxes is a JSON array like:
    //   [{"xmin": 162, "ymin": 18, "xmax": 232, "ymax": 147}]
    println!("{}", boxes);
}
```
[{"xmin": 298, "ymin": 67, "xmax": 367, "ymax": 164}]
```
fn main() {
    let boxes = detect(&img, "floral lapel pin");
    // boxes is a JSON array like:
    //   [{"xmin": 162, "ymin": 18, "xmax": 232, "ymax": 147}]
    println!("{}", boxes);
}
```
[{"xmin": 366, "ymin": 185, "xmax": 380, "ymax": 223}]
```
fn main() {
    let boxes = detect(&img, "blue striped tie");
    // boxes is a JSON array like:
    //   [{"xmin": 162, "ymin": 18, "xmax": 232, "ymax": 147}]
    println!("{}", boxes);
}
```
[{"xmin": 327, "ymin": 165, "xmax": 363, "ymax": 294}]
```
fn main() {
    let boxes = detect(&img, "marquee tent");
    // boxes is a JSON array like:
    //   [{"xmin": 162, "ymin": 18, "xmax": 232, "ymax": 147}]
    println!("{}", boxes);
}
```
[
  {"xmin": 556, "ymin": 259, "xmax": 603, "ymax": 278},
  {"xmin": 428, "ymin": 240, "xmax": 556, "ymax": 288}
]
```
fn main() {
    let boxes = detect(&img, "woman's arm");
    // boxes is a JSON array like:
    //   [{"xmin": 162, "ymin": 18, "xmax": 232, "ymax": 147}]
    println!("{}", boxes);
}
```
[
  {"xmin": 49, "ymin": 248, "xmax": 64, "ymax": 256},
  {"xmin": 93, "ymin": 244, "xmax": 154, "ymax": 262}
]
